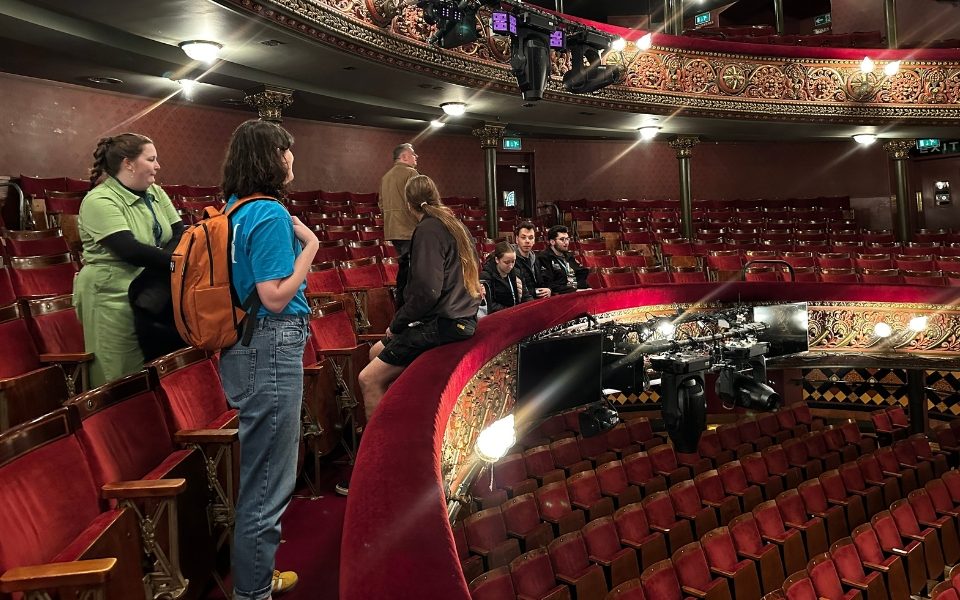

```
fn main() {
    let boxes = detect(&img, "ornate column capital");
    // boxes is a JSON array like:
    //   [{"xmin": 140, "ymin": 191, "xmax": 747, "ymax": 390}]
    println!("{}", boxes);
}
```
[
  {"xmin": 472, "ymin": 123, "xmax": 506, "ymax": 149},
  {"xmin": 244, "ymin": 85, "xmax": 294, "ymax": 123},
  {"xmin": 669, "ymin": 135, "xmax": 700, "ymax": 159},
  {"xmin": 883, "ymin": 139, "xmax": 915, "ymax": 160}
]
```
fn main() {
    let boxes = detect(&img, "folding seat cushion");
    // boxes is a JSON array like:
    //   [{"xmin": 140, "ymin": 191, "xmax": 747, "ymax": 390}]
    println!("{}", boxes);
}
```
[
  {"xmin": 464, "ymin": 507, "xmax": 522, "ymax": 570},
  {"xmin": 596, "ymin": 460, "xmax": 642, "ymax": 508},
  {"xmin": 909, "ymin": 434, "xmax": 949, "ymax": 478},
  {"xmin": 338, "ymin": 256, "xmax": 394, "ymax": 332},
  {"xmin": 718, "ymin": 461, "xmax": 763, "ymax": 512},
  {"xmin": 742, "ymin": 453, "xmax": 785, "ymax": 500},
  {"xmin": 147, "ymin": 347, "xmax": 236, "ymax": 431},
  {"xmin": 551, "ymin": 438, "xmax": 593, "ymax": 475},
  {"xmin": 738, "ymin": 417, "xmax": 773, "ymax": 451},
  {"xmin": 782, "ymin": 438, "xmax": 822, "ymax": 479},
  {"xmin": 669, "ymin": 480, "xmax": 719, "ymax": 538},
  {"xmin": 822, "ymin": 428, "xmax": 858, "ymax": 464},
  {"xmin": 640, "ymin": 559, "xmax": 686, "ymax": 600},
  {"xmin": 806, "ymin": 553, "xmax": 858, "ymax": 600},
  {"xmin": 622, "ymin": 452, "xmax": 667, "ymax": 495},
  {"xmin": 501, "ymin": 493, "xmax": 555, "ymax": 552},
  {"xmin": 8, "ymin": 253, "xmax": 78, "ymax": 298},
  {"xmin": 307, "ymin": 300, "xmax": 371, "ymax": 430},
  {"xmin": 453, "ymin": 522, "xmax": 484, "ymax": 583},
  {"xmin": 761, "ymin": 445, "xmax": 802, "ymax": 491},
  {"xmin": 67, "ymin": 372, "xmax": 214, "ymax": 596},
  {"xmin": 850, "ymin": 523, "xmax": 913, "ymax": 599},
  {"xmin": 547, "ymin": 532, "xmax": 607, "ymax": 600},
  {"xmin": 648, "ymin": 444, "xmax": 690, "ymax": 485},
  {"xmin": 718, "ymin": 424, "xmax": 753, "ymax": 457},
  {"xmin": 582, "ymin": 516, "xmax": 640, "ymax": 587},
  {"xmin": 882, "ymin": 503, "xmax": 944, "ymax": 583},
  {"xmin": 798, "ymin": 479, "xmax": 848, "ymax": 546},
  {"xmin": 614, "ymin": 503, "xmax": 668, "ymax": 571},
  {"xmin": 468, "ymin": 565, "xmax": 516, "ymax": 600},
  {"xmin": 828, "ymin": 538, "xmax": 888, "ymax": 600},
  {"xmin": 524, "ymin": 445, "xmax": 566, "ymax": 486},
  {"xmin": 856, "ymin": 454, "xmax": 902, "ymax": 506},
  {"xmin": 840, "ymin": 462, "xmax": 884, "ymax": 516},
  {"xmin": 672, "ymin": 542, "xmax": 733, "ymax": 600},
  {"xmin": 695, "ymin": 470, "xmax": 741, "ymax": 525},
  {"xmin": 698, "ymin": 430, "xmax": 734, "ymax": 467},
  {"xmin": 642, "ymin": 491, "xmax": 694, "ymax": 554},
  {"xmin": 781, "ymin": 572, "xmax": 817, "ymax": 600},
  {"xmin": 752, "ymin": 501, "xmax": 807, "ymax": 575},
  {"xmin": 493, "ymin": 453, "xmax": 537, "ymax": 497},
  {"xmin": 0, "ymin": 409, "xmax": 145, "ymax": 599},
  {"xmin": 701, "ymin": 526, "xmax": 762, "ymax": 600},
  {"xmin": 606, "ymin": 578, "xmax": 646, "ymax": 600},
  {"xmin": 536, "ymin": 481, "xmax": 587, "ymax": 536},
  {"xmin": 578, "ymin": 433, "xmax": 618, "ymax": 467},
  {"xmin": 509, "ymin": 547, "xmax": 570, "ymax": 600},
  {"xmin": 839, "ymin": 421, "xmax": 877, "ymax": 456},
  {"xmin": 776, "ymin": 490, "xmax": 829, "ymax": 557},
  {"xmin": 567, "ymin": 470, "xmax": 615, "ymax": 522},
  {"xmin": 905, "ymin": 490, "xmax": 960, "ymax": 565},
  {"xmin": 819, "ymin": 470, "xmax": 867, "ymax": 530}
]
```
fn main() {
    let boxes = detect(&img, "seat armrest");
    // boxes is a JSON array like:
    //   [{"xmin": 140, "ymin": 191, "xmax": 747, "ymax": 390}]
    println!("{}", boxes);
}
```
[
  {"xmin": 174, "ymin": 428, "xmax": 239, "ymax": 445},
  {"xmin": 102, "ymin": 478, "xmax": 187, "ymax": 499},
  {"xmin": 39, "ymin": 352, "xmax": 94, "ymax": 363},
  {"xmin": 0, "ymin": 558, "xmax": 116, "ymax": 593},
  {"xmin": 357, "ymin": 334, "xmax": 383, "ymax": 343},
  {"xmin": 321, "ymin": 346, "xmax": 366, "ymax": 356}
]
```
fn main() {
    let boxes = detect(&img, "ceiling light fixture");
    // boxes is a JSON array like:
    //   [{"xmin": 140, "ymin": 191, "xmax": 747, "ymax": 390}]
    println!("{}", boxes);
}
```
[
  {"xmin": 440, "ymin": 102, "xmax": 467, "ymax": 116},
  {"xmin": 85, "ymin": 76, "xmax": 124, "ymax": 85},
  {"xmin": 637, "ymin": 32, "xmax": 653, "ymax": 51},
  {"xmin": 430, "ymin": 119, "xmax": 446, "ymax": 128},
  {"xmin": 178, "ymin": 40, "xmax": 223, "ymax": 63},
  {"xmin": 638, "ymin": 126, "xmax": 660, "ymax": 140},
  {"xmin": 853, "ymin": 134, "xmax": 877, "ymax": 145}
]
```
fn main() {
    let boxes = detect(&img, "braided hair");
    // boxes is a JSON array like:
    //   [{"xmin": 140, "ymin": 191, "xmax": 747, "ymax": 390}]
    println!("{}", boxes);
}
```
[{"xmin": 89, "ymin": 133, "xmax": 153, "ymax": 185}]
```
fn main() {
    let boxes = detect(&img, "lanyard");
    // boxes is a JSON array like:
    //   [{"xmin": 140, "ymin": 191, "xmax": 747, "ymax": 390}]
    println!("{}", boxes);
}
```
[{"xmin": 142, "ymin": 193, "xmax": 163, "ymax": 247}]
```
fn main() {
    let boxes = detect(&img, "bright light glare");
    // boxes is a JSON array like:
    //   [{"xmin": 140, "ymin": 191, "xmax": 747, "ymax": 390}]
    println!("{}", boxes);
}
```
[
  {"xmin": 430, "ymin": 119, "xmax": 445, "ymax": 128},
  {"xmin": 179, "ymin": 41, "xmax": 222, "ymax": 64},
  {"xmin": 908, "ymin": 316, "xmax": 928, "ymax": 332},
  {"xmin": 475, "ymin": 415, "xmax": 516, "ymax": 463},
  {"xmin": 440, "ymin": 102, "xmax": 467, "ymax": 116},
  {"xmin": 638, "ymin": 126, "xmax": 659, "ymax": 140},
  {"xmin": 873, "ymin": 322, "xmax": 893, "ymax": 338},
  {"xmin": 637, "ymin": 33, "xmax": 653, "ymax": 51},
  {"xmin": 656, "ymin": 320, "xmax": 676, "ymax": 338},
  {"xmin": 610, "ymin": 37, "xmax": 627, "ymax": 52},
  {"xmin": 883, "ymin": 60, "xmax": 901, "ymax": 77},
  {"xmin": 859, "ymin": 56, "xmax": 875, "ymax": 74},
  {"xmin": 853, "ymin": 134, "xmax": 877, "ymax": 145},
  {"xmin": 177, "ymin": 79, "xmax": 197, "ymax": 95}
]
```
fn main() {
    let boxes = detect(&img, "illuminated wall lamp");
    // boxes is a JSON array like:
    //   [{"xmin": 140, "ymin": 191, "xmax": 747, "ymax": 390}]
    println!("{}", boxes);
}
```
[
  {"xmin": 853, "ymin": 134, "xmax": 877, "ymax": 145},
  {"xmin": 178, "ymin": 40, "xmax": 223, "ymax": 63},
  {"xmin": 638, "ymin": 126, "xmax": 660, "ymax": 140}
]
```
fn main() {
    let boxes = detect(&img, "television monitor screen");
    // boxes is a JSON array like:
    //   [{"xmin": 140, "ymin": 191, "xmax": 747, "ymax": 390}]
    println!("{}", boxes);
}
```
[
  {"xmin": 517, "ymin": 331, "xmax": 603, "ymax": 417},
  {"xmin": 549, "ymin": 29, "xmax": 566, "ymax": 49}
]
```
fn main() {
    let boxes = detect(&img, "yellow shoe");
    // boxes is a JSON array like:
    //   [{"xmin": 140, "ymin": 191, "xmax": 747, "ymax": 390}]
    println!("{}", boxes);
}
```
[{"xmin": 272, "ymin": 570, "xmax": 298, "ymax": 594}]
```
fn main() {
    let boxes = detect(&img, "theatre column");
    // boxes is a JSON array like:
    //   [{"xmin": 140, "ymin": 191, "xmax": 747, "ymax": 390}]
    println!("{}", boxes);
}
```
[
  {"xmin": 473, "ymin": 123, "xmax": 505, "ymax": 237},
  {"xmin": 884, "ymin": 0, "xmax": 898, "ymax": 49},
  {"xmin": 669, "ymin": 135, "xmax": 700, "ymax": 239},
  {"xmin": 244, "ymin": 85, "xmax": 294, "ymax": 123},
  {"xmin": 773, "ymin": 0, "xmax": 785, "ymax": 35},
  {"xmin": 883, "ymin": 139, "xmax": 915, "ymax": 243}
]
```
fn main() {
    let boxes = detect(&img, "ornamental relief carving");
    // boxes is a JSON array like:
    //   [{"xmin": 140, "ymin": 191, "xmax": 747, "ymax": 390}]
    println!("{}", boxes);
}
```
[{"xmin": 232, "ymin": 0, "xmax": 960, "ymax": 122}]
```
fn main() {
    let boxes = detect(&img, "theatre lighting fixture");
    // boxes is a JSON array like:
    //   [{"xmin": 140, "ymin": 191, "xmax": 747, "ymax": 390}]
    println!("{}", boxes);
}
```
[
  {"xmin": 178, "ymin": 40, "xmax": 222, "ymax": 63},
  {"xmin": 853, "ymin": 134, "xmax": 877, "ymax": 145},
  {"xmin": 562, "ymin": 29, "xmax": 623, "ymax": 94},
  {"xmin": 578, "ymin": 401, "xmax": 620, "ymax": 438},
  {"xmin": 873, "ymin": 322, "xmax": 893, "ymax": 338},
  {"xmin": 429, "ymin": 119, "xmax": 446, "ymax": 128},
  {"xmin": 652, "ymin": 353, "xmax": 709, "ymax": 453},
  {"xmin": 655, "ymin": 319, "xmax": 676, "ymax": 339},
  {"xmin": 175, "ymin": 79, "xmax": 198, "ymax": 99},
  {"xmin": 506, "ymin": 11, "xmax": 557, "ymax": 101},
  {"xmin": 908, "ymin": 315, "xmax": 928, "ymax": 332},
  {"xmin": 859, "ymin": 56, "xmax": 875, "ymax": 74},
  {"xmin": 440, "ymin": 101, "xmax": 467, "ymax": 116},
  {"xmin": 418, "ymin": 0, "xmax": 479, "ymax": 48},
  {"xmin": 637, "ymin": 32, "xmax": 653, "ymax": 51},
  {"xmin": 884, "ymin": 60, "xmax": 902, "ymax": 77},
  {"xmin": 638, "ymin": 126, "xmax": 660, "ymax": 140},
  {"xmin": 475, "ymin": 414, "xmax": 516, "ymax": 463},
  {"xmin": 610, "ymin": 36, "xmax": 627, "ymax": 52}
]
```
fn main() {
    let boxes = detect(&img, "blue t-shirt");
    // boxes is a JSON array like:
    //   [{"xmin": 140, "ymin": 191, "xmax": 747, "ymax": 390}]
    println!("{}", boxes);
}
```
[{"xmin": 226, "ymin": 195, "xmax": 309, "ymax": 318}]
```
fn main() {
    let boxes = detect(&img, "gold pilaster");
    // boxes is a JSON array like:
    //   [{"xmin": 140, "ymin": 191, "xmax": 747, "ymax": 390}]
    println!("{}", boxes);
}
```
[{"xmin": 473, "ymin": 123, "xmax": 506, "ymax": 235}]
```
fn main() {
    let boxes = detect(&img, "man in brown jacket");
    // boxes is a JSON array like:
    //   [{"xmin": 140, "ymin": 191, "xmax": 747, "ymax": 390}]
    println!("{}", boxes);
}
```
[{"xmin": 379, "ymin": 143, "xmax": 419, "ymax": 308}]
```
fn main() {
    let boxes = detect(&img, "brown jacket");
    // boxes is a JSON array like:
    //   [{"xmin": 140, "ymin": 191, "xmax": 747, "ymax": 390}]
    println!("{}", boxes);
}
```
[{"xmin": 379, "ymin": 161, "xmax": 419, "ymax": 241}]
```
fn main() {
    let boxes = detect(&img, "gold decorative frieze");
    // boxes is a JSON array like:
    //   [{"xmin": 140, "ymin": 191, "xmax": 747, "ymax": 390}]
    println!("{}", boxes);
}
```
[
  {"xmin": 806, "ymin": 301, "xmax": 960, "ymax": 353},
  {"xmin": 224, "ymin": 0, "xmax": 960, "ymax": 125}
]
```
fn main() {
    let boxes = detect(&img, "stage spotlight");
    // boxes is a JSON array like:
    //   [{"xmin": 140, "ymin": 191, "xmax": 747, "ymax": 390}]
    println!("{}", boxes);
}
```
[
  {"xmin": 508, "ymin": 12, "xmax": 556, "ymax": 101},
  {"xmin": 475, "ymin": 414, "xmax": 516, "ymax": 462},
  {"xmin": 716, "ymin": 368, "xmax": 781, "ymax": 411},
  {"xmin": 651, "ymin": 353, "xmax": 710, "ymax": 453},
  {"xmin": 562, "ymin": 30, "xmax": 623, "ymax": 94},
  {"xmin": 578, "ymin": 401, "xmax": 620, "ymax": 438},
  {"xmin": 418, "ymin": 1, "xmax": 480, "ymax": 49}
]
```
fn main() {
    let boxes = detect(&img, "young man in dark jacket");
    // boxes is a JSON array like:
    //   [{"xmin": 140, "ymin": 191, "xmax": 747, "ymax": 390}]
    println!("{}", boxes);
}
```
[{"xmin": 537, "ymin": 225, "xmax": 590, "ymax": 295}]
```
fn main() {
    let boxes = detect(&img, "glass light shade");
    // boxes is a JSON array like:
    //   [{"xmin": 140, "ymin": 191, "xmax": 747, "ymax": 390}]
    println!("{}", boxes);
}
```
[
  {"xmin": 475, "ymin": 415, "xmax": 516, "ymax": 463},
  {"xmin": 610, "ymin": 37, "xmax": 627, "ymax": 52},
  {"xmin": 908, "ymin": 316, "xmax": 928, "ymax": 332},
  {"xmin": 638, "ymin": 126, "xmax": 659, "ymax": 140},
  {"xmin": 859, "ymin": 56, "xmax": 875, "ymax": 74},
  {"xmin": 873, "ymin": 322, "xmax": 893, "ymax": 338},
  {"xmin": 883, "ymin": 60, "xmax": 901, "ymax": 77},
  {"xmin": 179, "ymin": 40, "xmax": 222, "ymax": 63},
  {"xmin": 637, "ymin": 33, "xmax": 653, "ymax": 51},
  {"xmin": 429, "ymin": 119, "xmax": 445, "ymax": 128},
  {"xmin": 853, "ymin": 134, "xmax": 877, "ymax": 145},
  {"xmin": 440, "ymin": 102, "xmax": 467, "ymax": 116}
]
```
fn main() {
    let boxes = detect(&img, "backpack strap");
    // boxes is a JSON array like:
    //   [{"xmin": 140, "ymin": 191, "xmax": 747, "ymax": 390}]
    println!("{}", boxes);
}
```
[
  {"xmin": 226, "ymin": 194, "xmax": 275, "ymax": 346},
  {"xmin": 224, "ymin": 194, "xmax": 276, "ymax": 217}
]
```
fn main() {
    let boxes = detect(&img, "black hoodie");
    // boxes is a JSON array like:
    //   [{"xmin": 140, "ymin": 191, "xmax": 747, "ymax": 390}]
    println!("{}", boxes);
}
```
[{"xmin": 479, "ymin": 261, "xmax": 531, "ymax": 313}]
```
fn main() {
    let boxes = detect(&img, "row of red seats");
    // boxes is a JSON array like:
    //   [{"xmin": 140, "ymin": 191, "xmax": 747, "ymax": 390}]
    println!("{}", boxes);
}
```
[{"xmin": 553, "ymin": 197, "xmax": 851, "ymax": 213}]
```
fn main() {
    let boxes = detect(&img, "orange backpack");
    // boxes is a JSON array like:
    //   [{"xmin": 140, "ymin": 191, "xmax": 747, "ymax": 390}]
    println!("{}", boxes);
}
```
[{"xmin": 170, "ymin": 195, "xmax": 274, "ymax": 351}]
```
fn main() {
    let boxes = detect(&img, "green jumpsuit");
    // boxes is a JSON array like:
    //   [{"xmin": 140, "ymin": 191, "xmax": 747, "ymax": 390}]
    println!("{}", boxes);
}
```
[{"xmin": 73, "ymin": 177, "xmax": 180, "ymax": 387}]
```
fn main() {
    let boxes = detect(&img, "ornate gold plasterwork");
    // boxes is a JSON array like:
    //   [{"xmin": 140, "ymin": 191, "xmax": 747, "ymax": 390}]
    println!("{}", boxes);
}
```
[
  {"xmin": 221, "ymin": 0, "xmax": 960, "ymax": 125},
  {"xmin": 472, "ymin": 123, "xmax": 506, "ymax": 149},
  {"xmin": 244, "ymin": 84, "xmax": 294, "ymax": 122},
  {"xmin": 883, "ymin": 139, "xmax": 917, "ymax": 160},
  {"xmin": 669, "ymin": 135, "xmax": 700, "ymax": 158}
]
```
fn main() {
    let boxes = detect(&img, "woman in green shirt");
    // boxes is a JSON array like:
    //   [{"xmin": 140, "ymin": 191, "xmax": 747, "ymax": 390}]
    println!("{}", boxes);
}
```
[{"xmin": 74, "ymin": 133, "xmax": 185, "ymax": 386}]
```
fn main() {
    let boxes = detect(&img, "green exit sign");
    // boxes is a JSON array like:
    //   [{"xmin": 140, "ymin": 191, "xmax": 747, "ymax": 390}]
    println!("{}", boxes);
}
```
[
  {"xmin": 917, "ymin": 138, "xmax": 941, "ymax": 150},
  {"xmin": 502, "ymin": 137, "xmax": 522, "ymax": 150},
  {"xmin": 814, "ymin": 13, "xmax": 832, "ymax": 27},
  {"xmin": 695, "ymin": 12, "xmax": 711, "ymax": 27}
]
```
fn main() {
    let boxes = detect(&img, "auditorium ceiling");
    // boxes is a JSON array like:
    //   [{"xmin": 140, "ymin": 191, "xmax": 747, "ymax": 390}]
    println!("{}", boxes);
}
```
[{"xmin": 2, "ymin": 0, "xmax": 959, "ymax": 142}]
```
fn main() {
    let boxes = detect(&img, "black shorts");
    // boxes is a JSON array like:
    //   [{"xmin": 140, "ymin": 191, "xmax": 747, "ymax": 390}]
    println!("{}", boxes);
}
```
[{"xmin": 378, "ymin": 317, "xmax": 477, "ymax": 367}]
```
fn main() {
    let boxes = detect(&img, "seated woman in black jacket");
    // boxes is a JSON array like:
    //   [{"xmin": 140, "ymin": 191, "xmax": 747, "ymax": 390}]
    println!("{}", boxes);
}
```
[{"xmin": 480, "ymin": 241, "xmax": 531, "ymax": 313}]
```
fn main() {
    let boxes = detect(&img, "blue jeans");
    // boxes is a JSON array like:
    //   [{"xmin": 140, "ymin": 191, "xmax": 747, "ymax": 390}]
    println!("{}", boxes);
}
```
[{"xmin": 219, "ymin": 315, "xmax": 308, "ymax": 600}]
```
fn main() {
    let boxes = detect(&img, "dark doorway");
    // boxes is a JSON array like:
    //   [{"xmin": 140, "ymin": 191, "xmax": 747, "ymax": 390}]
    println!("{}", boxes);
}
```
[{"xmin": 496, "ymin": 152, "xmax": 536, "ymax": 218}]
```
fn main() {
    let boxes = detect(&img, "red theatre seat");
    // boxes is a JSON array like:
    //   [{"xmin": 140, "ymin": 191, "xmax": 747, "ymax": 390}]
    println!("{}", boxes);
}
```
[
  {"xmin": 464, "ymin": 507, "xmax": 522, "ymax": 570},
  {"xmin": 509, "ymin": 547, "xmax": 570, "ymax": 600},
  {"xmin": 501, "ymin": 492, "xmax": 555, "ymax": 552},
  {"xmin": 8, "ymin": 253, "xmax": 78, "ymax": 298},
  {"xmin": 828, "ymin": 537, "xmax": 889, "ymax": 600},
  {"xmin": 582, "ymin": 515, "xmax": 640, "ymax": 588},
  {"xmin": 728, "ymin": 513, "xmax": 786, "ymax": 595},
  {"xmin": 701, "ymin": 526, "xmax": 762, "ymax": 600},
  {"xmin": 672, "ymin": 541, "xmax": 733, "ymax": 600},
  {"xmin": 468, "ymin": 565, "xmax": 516, "ymax": 600},
  {"xmin": 613, "ymin": 503, "xmax": 668, "ymax": 572}
]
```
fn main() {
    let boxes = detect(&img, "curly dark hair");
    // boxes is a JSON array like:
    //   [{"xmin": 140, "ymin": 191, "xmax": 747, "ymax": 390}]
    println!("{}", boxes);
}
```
[{"xmin": 221, "ymin": 120, "xmax": 294, "ymax": 199}]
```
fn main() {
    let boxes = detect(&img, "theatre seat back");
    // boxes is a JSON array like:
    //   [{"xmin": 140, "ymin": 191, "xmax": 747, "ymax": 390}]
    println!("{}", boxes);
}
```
[
  {"xmin": 147, "ymin": 347, "xmax": 234, "ymax": 431},
  {"xmin": 0, "ymin": 304, "xmax": 43, "ymax": 378},
  {"xmin": 309, "ymin": 300, "xmax": 360, "ymax": 350},
  {"xmin": 24, "ymin": 294, "xmax": 85, "ymax": 354}
]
